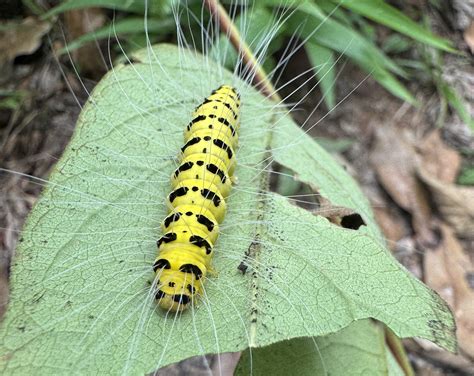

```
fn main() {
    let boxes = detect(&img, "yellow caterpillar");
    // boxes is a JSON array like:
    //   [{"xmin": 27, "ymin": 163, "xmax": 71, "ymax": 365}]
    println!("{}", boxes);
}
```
[{"xmin": 153, "ymin": 85, "xmax": 240, "ymax": 312}]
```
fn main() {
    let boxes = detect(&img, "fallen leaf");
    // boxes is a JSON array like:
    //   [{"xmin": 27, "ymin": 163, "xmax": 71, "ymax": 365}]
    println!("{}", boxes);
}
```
[
  {"xmin": 392, "ymin": 236, "xmax": 423, "ymax": 279},
  {"xmin": 417, "ymin": 129, "xmax": 461, "ymax": 183},
  {"xmin": 368, "ymin": 186, "xmax": 408, "ymax": 249},
  {"xmin": 0, "ymin": 251, "xmax": 9, "ymax": 319},
  {"xmin": 424, "ymin": 224, "xmax": 454, "ymax": 307},
  {"xmin": 373, "ymin": 206, "xmax": 407, "ymax": 249},
  {"xmin": 405, "ymin": 338, "xmax": 474, "ymax": 375},
  {"xmin": 0, "ymin": 17, "xmax": 51, "ymax": 62},
  {"xmin": 423, "ymin": 224, "xmax": 474, "ymax": 358},
  {"xmin": 210, "ymin": 352, "xmax": 241, "ymax": 375},
  {"xmin": 418, "ymin": 168, "xmax": 474, "ymax": 239},
  {"xmin": 154, "ymin": 353, "xmax": 239, "ymax": 376},
  {"xmin": 464, "ymin": 21, "xmax": 474, "ymax": 53},
  {"xmin": 63, "ymin": 8, "xmax": 106, "ymax": 77},
  {"xmin": 0, "ymin": 17, "xmax": 51, "ymax": 82},
  {"xmin": 370, "ymin": 126, "xmax": 436, "ymax": 247}
]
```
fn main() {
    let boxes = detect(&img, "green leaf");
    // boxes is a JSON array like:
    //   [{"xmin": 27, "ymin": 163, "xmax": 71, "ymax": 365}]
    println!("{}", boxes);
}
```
[
  {"xmin": 382, "ymin": 34, "xmax": 413, "ymax": 54},
  {"xmin": 439, "ymin": 82, "xmax": 474, "ymax": 130},
  {"xmin": 0, "ymin": 44, "xmax": 455, "ymax": 374},
  {"xmin": 58, "ymin": 18, "xmax": 175, "ymax": 55},
  {"xmin": 370, "ymin": 62, "xmax": 417, "ymax": 105},
  {"xmin": 288, "ymin": 3, "xmax": 416, "ymax": 104},
  {"xmin": 0, "ymin": 90, "xmax": 27, "ymax": 110},
  {"xmin": 41, "ymin": 0, "xmax": 145, "ymax": 19},
  {"xmin": 211, "ymin": 6, "xmax": 284, "ymax": 72},
  {"xmin": 315, "ymin": 137, "xmax": 353, "ymax": 154},
  {"xmin": 317, "ymin": 0, "xmax": 353, "ymax": 27},
  {"xmin": 148, "ymin": 0, "xmax": 174, "ymax": 17},
  {"xmin": 293, "ymin": 3, "xmax": 404, "ymax": 75},
  {"xmin": 22, "ymin": 0, "xmax": 44, "ymax": 15},
  {"xmin": 331, "ymin": 0, "xmax": 455, "ymax": 53},
  {"xmin": 248, "ymin": 0, "xmax": 304, "ymax": 6},
  {"xmin": 387, "ymin": 347, "xmax": 406, "ymax": 376},
  {"xmin": 236, "ymin": 320, "xmax": 391, "ymax": 375},
  {"xmin": 305, "ymin": 42, "xmax": 336, "ymax": 110},
  {"xmin": 458, "ymin": 166, "xmax": 474, "ymax": 186}
]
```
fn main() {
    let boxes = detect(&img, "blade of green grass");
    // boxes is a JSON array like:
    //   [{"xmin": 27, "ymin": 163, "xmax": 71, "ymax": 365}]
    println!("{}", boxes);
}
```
[
  {"xmin": 289, "ymin": 3, "xmax": 416, "ymax": 104},
  {"xmin": 458, "ymin": 166, "xmax": 474, "ymax": 186},
  {"xmin": 331, "ymin": 0, "xmax": 455, "ymax": 52},
  {"xmin": 306, "ymin": 42, "xmax": 336, "ymax": 110},
  {"xmin": 370, "ymin": 62, "xmax": 417, "ymax": 105},
  {"xmin": 296, "ymin": 2, "xmax": 406, "ymax": 76},
  {"xmin": 41, "ymin": 0, "xmax": 146, "ymax": 20},
  {"xmin": 439, "ymin": 82, "xmax": 474, "ymax": 130},
  {"xmin": 57, "ymin": 18, "xmax": 175, "ymax": 55}
]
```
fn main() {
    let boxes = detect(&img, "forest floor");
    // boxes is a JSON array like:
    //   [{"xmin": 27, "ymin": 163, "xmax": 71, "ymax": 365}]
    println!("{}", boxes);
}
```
[{"xmin": 1, "ymin": 1, "xmax": 473, "ymax": 375}]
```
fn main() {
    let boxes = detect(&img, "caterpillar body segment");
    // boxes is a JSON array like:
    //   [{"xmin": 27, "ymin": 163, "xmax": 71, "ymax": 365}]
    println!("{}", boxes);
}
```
[
  {"xmin": 166, "ymin": 179, "xmax": 227, "ymax": 222},
  {"xmin": 154, "ymin": 85, "xmax": 240, "ymax": 312},
  {"xmin": 180, "ymin": 129, "xmax": 236, "ymax": 175},
  {"xmin": 171, "ymin": 154, "xmax": 233, "ymax": 197},
  {"xmin": 184, "ymin": 86, "xmax": 241, "ymax": 150},
  {"xmin": 161, "ymin": 205, "xmax": 220, "ymax": 243},
  {"xmin": 185, "ymin": 118, "xmax": 238, "ymax": 151}
]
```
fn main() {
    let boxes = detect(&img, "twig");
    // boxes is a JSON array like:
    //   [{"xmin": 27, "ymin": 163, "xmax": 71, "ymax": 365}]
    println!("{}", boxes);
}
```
[
  {"xmin": 203, "ymin": 0, "xmax": 281, "ymax": 102},
  {"xmin": 385, "ymin": 326, "xmax": 415, "ymax": 376}
]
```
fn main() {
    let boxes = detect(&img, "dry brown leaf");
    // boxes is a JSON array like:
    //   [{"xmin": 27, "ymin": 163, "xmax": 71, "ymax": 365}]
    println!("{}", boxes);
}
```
[
  {"xmin": 0, "ymin": 17, "xmax": 51, "ymax": 81},
  {"xmin": 368, "ymin": 185, "xmax": 408, "ymax": 249},
  {"xmin": 405, "ymin": 338, "xmax": 474, "ymax": 375},
  {"xmin": 423, "ymin": 224, "xmax": 474, "ymax": 359},
  {"xmin": 418, "ymin": 168, "xmax": 474, "ymax": 239},
  {"xmin": 370, "ymin": 126, "xmax": 436, "ymax": 247},
  {"xmin": 464, "ymin": 21, "xmax": 474, "ymax": 53},
  {"xmin": 373, "ymin": 206, "xmax": 407, "ymax": 248},
  {"xmin": 417, "ymin": 129, "xmax": 461, "ymax": 183},
  {"xmin": 423, "ymin": 229, "xmax": 454, "ymax": 307},
  {"xmin": 0, "ymin": 252, "xmax": 9, "ymax": 319},
  {"xmin": 0, "ymin": 17, "xmax": 51, "ymax": 62},
  {"xmin": 209, "ymin": 352, "xmax": 241, "ymax": 375},
  {"xmin": 63, "ymin": 8, "xmax": 106, "ymax": 77},
  {"xmin": 155, "ymin": 353, "xmax": 239, "ymax": 376}
]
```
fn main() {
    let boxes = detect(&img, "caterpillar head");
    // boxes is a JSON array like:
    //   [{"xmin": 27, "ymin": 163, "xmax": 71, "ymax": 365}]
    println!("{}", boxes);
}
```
[{"xmin": 154, "ymin": 268, "xmax": 200, "ymax": 312}]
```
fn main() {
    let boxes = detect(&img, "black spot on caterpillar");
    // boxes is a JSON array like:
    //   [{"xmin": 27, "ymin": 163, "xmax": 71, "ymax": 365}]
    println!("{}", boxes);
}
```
[
  {"xmin": 179, "ymin": 264, "xmax": 203, "ymax": 279},
  {"xmin": 156, "ymin": 232, "xmax": 177, "ymax": 247},
  {"xmin": 173, "ymin": 161, "xmax": 194, "ymax": 178},
  {"xmin": 153, "ymin": 259, "xmax": 171, "ymax": 272},
  {"xmin": 201, "ymin": 188, "xmax": 221, "ymax": 207},
  {"xmin": 206, "ymin": 163, "xmax": 227, "ymax": 183},
  {"xmin": 168, "ymin": 187, "xmax": 189, "ymax": 203},
  {"xmin": 163, "ymin": 212, "xmax": 182, "ymax": 228},
  {"xmin": 196, "ymin": 214, "xmax": 215, "ymax": 232},
  {"xmin": 189, "ymin": 235, "xmax": 212, "ymax": 255}
]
